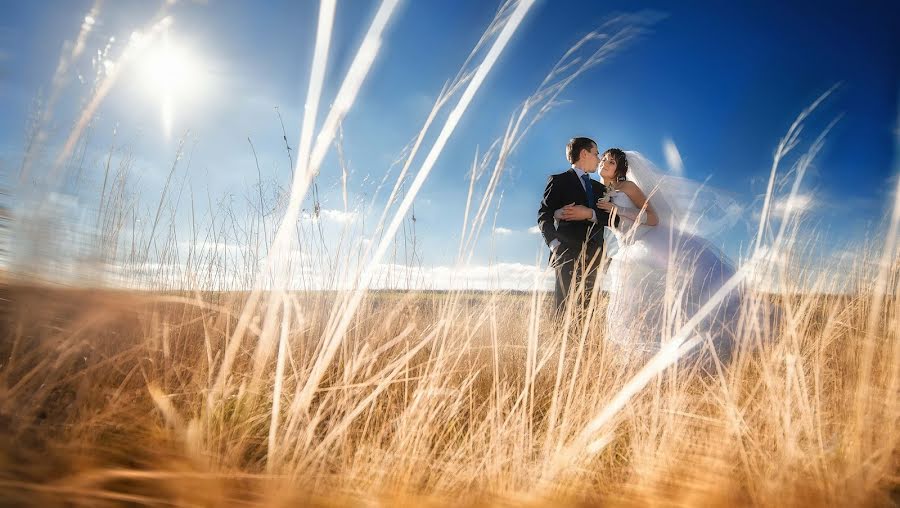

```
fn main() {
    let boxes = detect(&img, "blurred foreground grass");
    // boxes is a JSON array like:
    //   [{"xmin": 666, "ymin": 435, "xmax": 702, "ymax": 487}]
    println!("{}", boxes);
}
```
[{"xmin": 0, "ymin": 281, "xmax": 896, "ymax": 507}]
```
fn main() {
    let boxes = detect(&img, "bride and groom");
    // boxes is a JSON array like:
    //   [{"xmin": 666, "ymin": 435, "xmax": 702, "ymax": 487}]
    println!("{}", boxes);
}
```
[{"xmin": 538, "ymin": 137, "xmax": 740, "ymax": 356}]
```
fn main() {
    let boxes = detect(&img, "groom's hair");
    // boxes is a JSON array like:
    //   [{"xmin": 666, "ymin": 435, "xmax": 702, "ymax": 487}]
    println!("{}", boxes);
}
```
[{"xmin": 566, "ymin": 137, "xmax": 596, "ymax": 164}]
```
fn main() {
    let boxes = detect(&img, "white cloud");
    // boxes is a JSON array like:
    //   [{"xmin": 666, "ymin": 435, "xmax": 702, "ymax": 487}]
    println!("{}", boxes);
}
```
[
  {"xmin": 493, "ymin": 226, "xmax": 543, "ymax": 235},
  {"xmin": 771, "ymin": 194, "xmax": 815, "ymax": 218},
  {"xmin": 278, "ymin": 258, "xmax": 556, "ymax": 292},
  {"xmin": 366, "ymin": 262, "xmax": 553, "ymax": 291},
  {"xmin": 301, "ymin": 208, "xmax": 358, "ymax": 224},
  {"xmin": 662, "ymin": 137, "xmax": 684, "ymax": 176}
]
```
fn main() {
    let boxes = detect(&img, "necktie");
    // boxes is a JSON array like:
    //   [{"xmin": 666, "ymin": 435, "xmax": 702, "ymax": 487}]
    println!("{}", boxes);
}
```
[{"xmin": 581, "ymin": 173, "xmax": 594, "ymax": 207}]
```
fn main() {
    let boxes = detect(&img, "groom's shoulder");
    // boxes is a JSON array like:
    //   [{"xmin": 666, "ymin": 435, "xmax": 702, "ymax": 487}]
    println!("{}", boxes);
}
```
[{"xmin": 548, "ymin": 168, "xmax": 572, "ymax": 179}]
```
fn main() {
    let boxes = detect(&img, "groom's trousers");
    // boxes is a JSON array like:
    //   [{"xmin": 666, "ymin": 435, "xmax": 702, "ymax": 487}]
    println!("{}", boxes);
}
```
[{"xmin": 552, "ymin": 245, "xmax": 601, "ymax": 314}]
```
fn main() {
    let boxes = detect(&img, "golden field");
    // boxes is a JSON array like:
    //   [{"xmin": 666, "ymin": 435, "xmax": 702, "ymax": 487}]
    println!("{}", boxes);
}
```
[{"xmin": 0, "ymin": 276, "xmax": 896, "ymax": 506}]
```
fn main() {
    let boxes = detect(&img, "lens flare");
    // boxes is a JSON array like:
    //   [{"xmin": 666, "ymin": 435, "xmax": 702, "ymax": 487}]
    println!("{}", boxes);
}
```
[{"xmin": 139, "ymin": 30, "xmax": 201, "ymax": 139}]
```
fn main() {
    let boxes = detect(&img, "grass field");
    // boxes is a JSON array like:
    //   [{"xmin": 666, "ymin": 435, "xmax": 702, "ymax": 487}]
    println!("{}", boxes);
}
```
[{"xmin": 0, "ymin": 274, "xmax": 897, "ymax": 506}]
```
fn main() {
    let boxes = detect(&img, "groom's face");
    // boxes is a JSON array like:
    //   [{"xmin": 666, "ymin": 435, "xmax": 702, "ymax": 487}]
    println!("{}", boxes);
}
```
[{"xmin": 581, "ymin": 144, "xmax": 601, "ymax": 173}]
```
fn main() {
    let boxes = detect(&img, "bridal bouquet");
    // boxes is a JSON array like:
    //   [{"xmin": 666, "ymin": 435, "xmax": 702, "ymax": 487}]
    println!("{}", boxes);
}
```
[{"xmin": 597, "ymin": 185, "xmax": 617, "ymax": 203}]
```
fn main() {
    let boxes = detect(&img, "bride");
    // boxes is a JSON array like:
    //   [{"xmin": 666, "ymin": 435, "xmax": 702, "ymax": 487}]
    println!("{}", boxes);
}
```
[{"xmin": 577, "ymin": 148, "xmax": 741, "ymax": 359}]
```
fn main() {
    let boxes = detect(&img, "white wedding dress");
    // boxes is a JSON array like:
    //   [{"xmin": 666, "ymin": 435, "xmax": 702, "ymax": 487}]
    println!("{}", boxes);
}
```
[{"xmin": 604, "ymin": 152, "xmax": 741, "ymax": 359}]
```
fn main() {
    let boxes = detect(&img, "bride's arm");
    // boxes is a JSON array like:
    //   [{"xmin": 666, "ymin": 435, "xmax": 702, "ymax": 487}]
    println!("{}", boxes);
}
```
[{"xmin": 597, "ymin": 182, "xmax": 659, "ymax": 226}]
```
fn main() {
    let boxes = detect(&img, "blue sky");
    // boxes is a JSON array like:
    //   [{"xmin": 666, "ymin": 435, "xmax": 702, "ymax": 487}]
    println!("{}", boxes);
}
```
[{"xmin": 1, "ymin": 0, "xmax": 897, "ymax": 289}]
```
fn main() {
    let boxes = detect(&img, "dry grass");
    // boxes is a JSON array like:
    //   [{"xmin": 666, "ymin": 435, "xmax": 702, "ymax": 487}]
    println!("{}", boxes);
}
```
[{"xmin": 0, "ymin": 275, "xmax": 897, "ymax": 506}]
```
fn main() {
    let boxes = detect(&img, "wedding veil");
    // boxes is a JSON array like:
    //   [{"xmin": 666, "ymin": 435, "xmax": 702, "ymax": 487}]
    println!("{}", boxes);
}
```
[{"xmin": 624, "ymin": 151, "xmax": 742, "ymax": 239}]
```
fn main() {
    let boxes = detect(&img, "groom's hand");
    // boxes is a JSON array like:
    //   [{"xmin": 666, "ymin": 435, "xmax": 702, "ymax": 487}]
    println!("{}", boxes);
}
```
[
  {"xmin": 548, "ymin": 241, "xmax": 569, "ymax": 266},
  {"xmin": 557, "ymin": 203, "xmax": 593, "ymax": 221}
]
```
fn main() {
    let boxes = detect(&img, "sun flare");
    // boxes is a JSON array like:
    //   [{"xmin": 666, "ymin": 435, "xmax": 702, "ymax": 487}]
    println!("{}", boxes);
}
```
[{"xmin": 138, "ymin": 31, "xmax": 201, "ymax": 139}]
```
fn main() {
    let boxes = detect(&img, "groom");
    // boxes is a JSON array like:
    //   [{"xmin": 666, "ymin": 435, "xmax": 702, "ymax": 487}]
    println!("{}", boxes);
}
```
[{"xmin": 537, "ymin": 137, "xmax": 614, "ymax": 312}]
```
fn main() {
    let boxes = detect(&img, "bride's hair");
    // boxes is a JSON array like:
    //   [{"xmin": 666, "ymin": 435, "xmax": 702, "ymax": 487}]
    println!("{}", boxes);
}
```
[{"xmin": 603, "ymin": 147, "xmax": 628, "ymax": 181}]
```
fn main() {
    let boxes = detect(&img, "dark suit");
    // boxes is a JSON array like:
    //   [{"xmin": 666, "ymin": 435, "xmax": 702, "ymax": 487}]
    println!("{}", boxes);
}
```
[{"xmin": 537, "ymin": 168, "xmax": 615, "ymax": 311}]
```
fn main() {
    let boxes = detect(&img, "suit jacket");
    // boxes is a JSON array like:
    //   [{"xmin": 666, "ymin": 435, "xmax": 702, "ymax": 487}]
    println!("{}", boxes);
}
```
[{"xmin": 537, "ymin": 168, "xmax": 615, "ymax": 261}]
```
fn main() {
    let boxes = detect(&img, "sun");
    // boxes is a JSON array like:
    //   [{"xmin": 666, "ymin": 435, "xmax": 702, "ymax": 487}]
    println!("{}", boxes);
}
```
[{"xmin": 138, "ymin": 31, "xmax": 202, "ymax": 139}]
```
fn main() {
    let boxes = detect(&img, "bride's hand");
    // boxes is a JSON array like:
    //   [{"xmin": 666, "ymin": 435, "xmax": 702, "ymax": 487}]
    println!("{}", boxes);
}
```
[{"xmin": 596, "ymin": 200, "xmax": 617, "ymax": 214}]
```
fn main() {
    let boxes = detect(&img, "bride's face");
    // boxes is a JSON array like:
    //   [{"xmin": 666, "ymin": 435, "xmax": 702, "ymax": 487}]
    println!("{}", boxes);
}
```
[{"xmin": 599, "ymin": 152, "xmax": 617, "ymax": 181}]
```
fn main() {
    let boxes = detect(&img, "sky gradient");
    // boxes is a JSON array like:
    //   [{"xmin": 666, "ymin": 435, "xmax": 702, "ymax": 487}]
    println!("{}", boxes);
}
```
[{"xmin": 1, "ymin": 0, "xmax": 898, "ymax": 290}]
